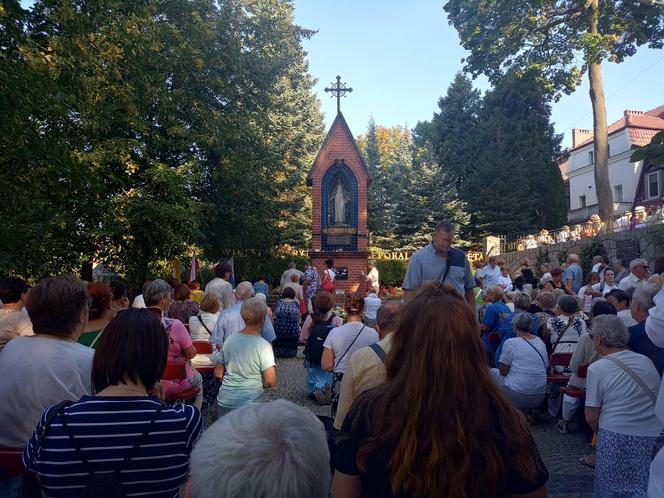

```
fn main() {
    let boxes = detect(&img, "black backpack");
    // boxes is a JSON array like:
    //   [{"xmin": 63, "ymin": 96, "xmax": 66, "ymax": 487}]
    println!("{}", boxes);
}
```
[{"xmin": 305, "ymin": 315, "xmax": 335, "ymax": 364}]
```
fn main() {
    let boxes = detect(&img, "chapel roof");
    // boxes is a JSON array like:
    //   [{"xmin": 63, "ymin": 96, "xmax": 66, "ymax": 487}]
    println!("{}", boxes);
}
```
[{"xmin": 306, "ymin": 112, "xmax": 372, "ymax": 186}]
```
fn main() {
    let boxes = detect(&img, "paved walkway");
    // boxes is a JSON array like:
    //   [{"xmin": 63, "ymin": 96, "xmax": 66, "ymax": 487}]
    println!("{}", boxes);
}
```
[{"xmin": 205, "ymin": 349, "xmax": 595, "ymax": 497}]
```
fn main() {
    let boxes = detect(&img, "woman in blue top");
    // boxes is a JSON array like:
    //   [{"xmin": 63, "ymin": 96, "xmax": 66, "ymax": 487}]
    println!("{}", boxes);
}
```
[
  {"xmin": 253, "ymin": 275, "xmax": 269, "ymax": 298},
  {"xmin": 214, "ymin": 297, "xmax": 276, "ymax": 416},
  {"xmin": 273, "ymin": 286, "xmax": 301, "ymax": 357},
  {"xmin": 23, "ymin": 308, "xmax": 202, "ymax": 498},
  {"xmin": 481, "ymin": 285, "xmax": 511, "ymax": 363}
]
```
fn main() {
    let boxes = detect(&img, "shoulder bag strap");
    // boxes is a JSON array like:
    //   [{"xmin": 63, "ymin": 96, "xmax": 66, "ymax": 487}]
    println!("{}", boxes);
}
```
[
  {"xmin": 552, "ymin": 317, "xmax": 576, "ymax": 349},
  {"xmin": 60, "ymin": 403, "xmax": 164, "ymax": 473},
  {"xmin": 369, "ymin": 342, "xmax": 387, "ymax": 363},
  {"xmin": 334, "ymin": 325, "xmax": 366, "ymax": 370},
  {"xmin": 521, "ymin": 337, "xmax": 546, "ymax": 368},
  {"xmin": 88, "ymin": 326, "xmax": 105, "ymax": 349},
  {"xmin": 30, "ymin": 400, "xmax": 74, "ymax": 468},
  {"xmin": 437, "ymin": 249, "xmax": 455, "ymax": 284},
  {"xmin": 602, "ymin": 355, "xmax": 657, "ymax": 404},
  {"xmin": 197, "ymin": 314, "xmax": 212, "ymax": 335}
]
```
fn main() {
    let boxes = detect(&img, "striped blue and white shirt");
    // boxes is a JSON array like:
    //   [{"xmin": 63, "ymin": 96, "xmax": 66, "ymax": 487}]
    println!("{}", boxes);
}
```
[{"xmin": 23, "ymin": 396, "xmax": 202, "ymax": 498}]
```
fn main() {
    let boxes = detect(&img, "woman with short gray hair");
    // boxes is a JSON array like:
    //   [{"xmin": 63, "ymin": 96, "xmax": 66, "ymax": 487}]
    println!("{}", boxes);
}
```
[
  {"xmin": 146, "ymin": 279, "xmax": 202, "ymax": 409},
  {"xmin": 490, "ymin": 312, "xmax": 548, "ymax": 412},
  {"xmin": 585, "ymin": 314, "xmax": 662, "ymax": 497}
]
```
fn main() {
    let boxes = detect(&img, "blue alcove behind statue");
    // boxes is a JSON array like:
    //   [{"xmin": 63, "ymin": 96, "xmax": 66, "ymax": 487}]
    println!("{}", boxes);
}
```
[{"xmin": 321, "ymin": 160, "xmax": 358, "ymax": 251}]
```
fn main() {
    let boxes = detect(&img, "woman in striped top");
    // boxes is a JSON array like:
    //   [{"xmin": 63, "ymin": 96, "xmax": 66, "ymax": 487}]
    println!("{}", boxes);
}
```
[{"xmin": 23, "ymin": 308, "xmax": 202, "ymax": 498}]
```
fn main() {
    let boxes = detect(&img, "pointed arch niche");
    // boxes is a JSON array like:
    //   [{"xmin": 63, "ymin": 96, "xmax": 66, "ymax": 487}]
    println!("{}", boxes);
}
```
[{"xmin": 321, "ymin": 160, "xmax": 358, "ymax": 251}]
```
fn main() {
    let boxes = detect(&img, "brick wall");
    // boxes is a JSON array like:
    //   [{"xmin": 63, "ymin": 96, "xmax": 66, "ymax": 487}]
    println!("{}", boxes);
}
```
[
  {"xmin": 311, "ymin": 252, "xmax": 369, "ymax": 303},
  {"xmin": 309, "ymin": 113, "xmax": 369, "ymax": 251}
]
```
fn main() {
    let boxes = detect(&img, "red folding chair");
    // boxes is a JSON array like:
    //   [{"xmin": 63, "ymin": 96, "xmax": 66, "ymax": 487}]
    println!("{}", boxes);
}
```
[
  {"xmin": 0, "ymin": 448, "xmax": 25, "ymax": 478},
  {"xmin": 193, "ymin": 341, "xmax": 213, "ymax": 355},
  {"xmin": 560, "ymin": 362, "xmax": 589, "ymax": 398},
  {"xmin": 161, "ymin": 362, "xmax": 200, "ymax": 404},
  {"xmin": 547, "ymin": 352, "xmax": 573, "ymax": 384}
]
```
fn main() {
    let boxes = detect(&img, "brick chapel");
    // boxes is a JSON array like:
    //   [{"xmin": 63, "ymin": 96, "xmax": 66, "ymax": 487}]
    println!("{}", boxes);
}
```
[{"xmin": 307, "ymin": 109, "xmax": 371, "ymax": 297}]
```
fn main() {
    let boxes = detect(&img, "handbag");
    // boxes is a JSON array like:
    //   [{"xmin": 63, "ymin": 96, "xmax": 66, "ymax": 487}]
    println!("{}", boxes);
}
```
[{"xmin": 322, "ymin": 270, "xmax": 334, "ymax": 292}]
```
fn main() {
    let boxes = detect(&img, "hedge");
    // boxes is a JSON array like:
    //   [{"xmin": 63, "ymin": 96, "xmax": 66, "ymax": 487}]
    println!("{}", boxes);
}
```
[{"xmin": 376, "ymin": 260, "xmax": 408, "ymax": 287}]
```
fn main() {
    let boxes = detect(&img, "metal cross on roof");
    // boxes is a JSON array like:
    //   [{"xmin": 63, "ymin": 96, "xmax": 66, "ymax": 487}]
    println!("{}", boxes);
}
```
[{"xmin": 324, "ymin": 75, "xmax": 353, "ymax": 114}]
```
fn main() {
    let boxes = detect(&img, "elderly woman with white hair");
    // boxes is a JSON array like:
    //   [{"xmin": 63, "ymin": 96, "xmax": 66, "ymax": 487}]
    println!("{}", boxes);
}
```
[
  {"xmin": 214, "ymin": 297, "xmax": 276, "ymax": 416},
  {"xmin": 585, "ymin": 314, "xmax": 662, "ymax": 498},
  {"xmin": 187, "ymin": 400, "xmax": 329, "ymax": 498}
]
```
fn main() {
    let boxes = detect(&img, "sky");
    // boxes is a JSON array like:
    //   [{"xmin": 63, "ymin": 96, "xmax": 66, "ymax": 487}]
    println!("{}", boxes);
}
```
[{"xmin": 293, "ymin": 0, "xmax": 664, "ymax": 148}]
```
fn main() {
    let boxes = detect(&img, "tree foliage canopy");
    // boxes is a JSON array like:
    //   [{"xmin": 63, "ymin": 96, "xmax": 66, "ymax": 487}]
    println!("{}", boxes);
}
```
[
  {"xmin": 444, "ymin": 0, "xmax": 664, "ymax": 98},
  {"xmin": 0, "ymin": 0, "xmax": 323, "ymax": 284},
  {"xmin": 416, "ymin": 72, "xmax": 566, "ymax": 239}
]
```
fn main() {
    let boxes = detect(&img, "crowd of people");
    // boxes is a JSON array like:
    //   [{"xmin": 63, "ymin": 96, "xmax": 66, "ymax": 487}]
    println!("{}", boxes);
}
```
[
  {"xmin": 509, "ymin": 205, "xmax": 663, "ymax": 252},
  {"xmin": 0, "ymin": 219, "xmax": 663, "ymax": 497}
]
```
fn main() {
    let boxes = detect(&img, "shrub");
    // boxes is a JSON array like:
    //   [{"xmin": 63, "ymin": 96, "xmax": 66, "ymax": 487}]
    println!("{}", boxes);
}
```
[{"xmin": 377, "ymin": 260, "xmax": 408, "ymax": 287}]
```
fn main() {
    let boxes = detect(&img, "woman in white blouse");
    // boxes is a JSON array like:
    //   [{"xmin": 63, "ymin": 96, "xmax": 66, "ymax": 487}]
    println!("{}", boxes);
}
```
[{"xmin": 189, "ymin": 293, "xmax": 221, "ymax": 341}]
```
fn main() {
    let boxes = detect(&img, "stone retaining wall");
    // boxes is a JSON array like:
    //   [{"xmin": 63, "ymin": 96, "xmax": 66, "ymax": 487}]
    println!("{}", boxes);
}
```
[{"xmin": 494, "ymin": 224, "xmax": 664, "ymax": 270}]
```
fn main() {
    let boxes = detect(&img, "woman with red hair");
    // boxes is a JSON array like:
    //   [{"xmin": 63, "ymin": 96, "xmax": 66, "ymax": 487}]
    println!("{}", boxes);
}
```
[
  {"xmin": 78, "ymin": 282, "xmax": 113, "ymax": 348},
  {"xmin": 332, "ymin": 282, "xmax": 548, "ymax": 498}
]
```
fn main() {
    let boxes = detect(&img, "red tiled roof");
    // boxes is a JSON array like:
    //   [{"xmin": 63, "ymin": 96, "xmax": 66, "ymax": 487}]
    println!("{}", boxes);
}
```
[
  {"xmin": 629, "ymin": 128, "xmax": 662, "ymax": 147},
  {"xmin": 572, "ymin": 104, "xmax": 664, "ymax": 150},
  {"xmin": 645, "ymin": 104, "xmax": 664, "ymax": 118}
]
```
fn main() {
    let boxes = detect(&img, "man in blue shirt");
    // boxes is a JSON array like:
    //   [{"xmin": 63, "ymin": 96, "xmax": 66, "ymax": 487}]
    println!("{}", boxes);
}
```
[
  {"xmin": 479, "ymin": 256, "xmax": 502, "ymax": 291},
  {"xmin": 628, "ymin": 283, "xmax": 664, "ymax": 375},
  {"xmin": 211, "ymin": 281, "xmax": 276, "ymax": 347},
  {"xmin": 402, "ymin": 220, "xmax": 475, "ymax": 304},
  {"xmin": 563, "ymin": 254, "xmax": 584, "ymax": 294}
]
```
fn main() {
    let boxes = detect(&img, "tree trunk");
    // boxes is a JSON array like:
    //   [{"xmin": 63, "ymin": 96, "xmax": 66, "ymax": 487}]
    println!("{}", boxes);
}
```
[
  {"xmin": 80, "ymin": 260, "xmax": 93, "ymax": 281},
  {"xmin": 588, "ymin": 0, "xmax": 613, "ymax": 224}
]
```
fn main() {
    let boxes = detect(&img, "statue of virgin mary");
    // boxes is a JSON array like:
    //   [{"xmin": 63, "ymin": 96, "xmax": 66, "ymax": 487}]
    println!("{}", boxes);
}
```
[{"xmin": 330, "ymin": 180, "xmax": 349, "ymax": 225}]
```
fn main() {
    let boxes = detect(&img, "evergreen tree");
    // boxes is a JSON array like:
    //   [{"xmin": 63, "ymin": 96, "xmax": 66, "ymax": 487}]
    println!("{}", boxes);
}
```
[
  {"xmin": 357, "ymin": 121, "xmax": 412, "ymax": 250},
  {"xmin": 462, "ymin": 70, "xmax": 566, "ymax": 238},
  {"xmin": 418, "ymin": 73, "xmax": 481, "ymax": 190}
]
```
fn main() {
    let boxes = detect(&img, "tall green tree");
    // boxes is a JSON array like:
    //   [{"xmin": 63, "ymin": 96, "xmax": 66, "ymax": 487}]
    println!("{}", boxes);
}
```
[
  {"xmin": 444, "ymin": 0, "xmax": 664, "ymax": 222},
  {"xmin": 393, "ymin": 138, "xmax": 470, "ymax": 250},
  {"xmin": 357, "ymin": 122, "xmax": 413, "ymax": 250},
  {"xmin": 203, "ymin": 0, "xmax": 324, "ymax": 256},
  {"xmin": 0, "ymin": 0, "xmax": 323, "ymax": 284},
  {"xmin": 358, "ymin": 121, "xmax": 469, "ymax": 251},
  {"xmin": 461, "ymin": 71, "xmax": 566, "ymax": 237},
  {"xmin": 415, "ymin": 73, "xmax": 480, "ymax": 190}
]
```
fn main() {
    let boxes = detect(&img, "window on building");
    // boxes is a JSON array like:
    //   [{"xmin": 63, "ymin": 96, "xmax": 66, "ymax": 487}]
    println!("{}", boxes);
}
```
[
  {"xmin": 614, "ymin": 184, "xmax": 623, "ymax": 203},
  {"xmin": 588, "ymin": 151, "xmax": 594, "ymax": 164},
  {"xmin": 579, "ymin": 195, "xmax": 587, "ymax": 208},
  {"xmin": 608, "ymin": 144, "xmax": 611, "ymax": 157},
  {"xmin": 648, "ymin": 172, "xmax": 660, "ymax": 199}
]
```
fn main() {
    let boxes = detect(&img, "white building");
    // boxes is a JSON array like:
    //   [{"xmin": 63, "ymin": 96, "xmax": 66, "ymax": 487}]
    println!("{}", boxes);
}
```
[{"xmin": 566, "ymin": 105, "xmax": 664, "ymax": 223}]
